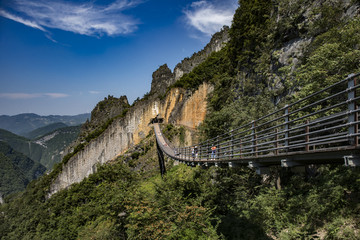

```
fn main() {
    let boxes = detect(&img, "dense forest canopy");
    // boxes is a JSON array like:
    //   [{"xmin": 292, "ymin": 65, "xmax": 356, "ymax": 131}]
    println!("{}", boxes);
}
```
[{"xmin": 1, "ymin": 0, "xmax": 360, "ymax": 239}]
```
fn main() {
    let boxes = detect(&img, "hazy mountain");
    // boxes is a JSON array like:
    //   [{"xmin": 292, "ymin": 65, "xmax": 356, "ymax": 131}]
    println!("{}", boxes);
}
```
[
  {"xmin": 0, "ymin": 125, "xmax": 81, "ymax": 170},
  {"xmin": 25, "ymin": 122, "xmax": 68, "ymax": 140},
  {"xmin": 0, "ymin": 141, "xmax": 46, "ymax": 197},
  {"xmin": 0, "ymin": 125, "xmax": 80, "ymax": 197},
  {"xmin": 36, "ymin": 125, "xmax": 81, "ymax": 169},
  {"xmin": 0, "ymin": 129, "xmax": 44, "ymax": 163},
  {"xmin": 0, "ymin": 113, "xmax": 90, "ymax": 136}
]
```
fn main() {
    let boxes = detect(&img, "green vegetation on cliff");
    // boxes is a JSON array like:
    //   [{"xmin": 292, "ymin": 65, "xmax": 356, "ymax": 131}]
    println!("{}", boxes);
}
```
[
  {"xmin": 1, "ymin": 0, "xmax": 360, "ymax": 239},
  {"xmin": 1, "ymin": 141, "xmax": 359, "ymax": 239}
]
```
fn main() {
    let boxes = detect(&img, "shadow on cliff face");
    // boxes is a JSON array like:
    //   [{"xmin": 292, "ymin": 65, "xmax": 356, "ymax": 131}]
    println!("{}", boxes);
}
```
[{"xmin": 218, "ymin": 214, "xmax": 271, "ymax": 240}]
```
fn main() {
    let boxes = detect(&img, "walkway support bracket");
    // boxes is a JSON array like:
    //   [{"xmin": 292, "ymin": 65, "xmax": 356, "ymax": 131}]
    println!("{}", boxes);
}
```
[
  {"xmin": 344, "ymin": 155, "xmax": 360, "ymax": 167},
  {"xmin": 156, "ymin": 139, "xmax": 166, "ymax": 177},
  {"xmin": 281, "ymin": 159, "xmax": 302, "ymax": 168},
  {"xmin": 248, "ymin": 161, "xmax": 270, "ymax": 175}
]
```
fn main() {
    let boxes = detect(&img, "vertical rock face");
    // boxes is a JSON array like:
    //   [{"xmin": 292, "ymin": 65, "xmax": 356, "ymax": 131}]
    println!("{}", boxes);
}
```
[
  {"xmin": 150, "ymin": 64, "xmax": 175, "ymax": 96},
  {"xmin": 174, "ymin": 26, "xmax": 230, "ymax": 81},
  {"xmin": 49, "ymin": 83, "xmax": 213, "ymax": 196},
  {"xmin": 165, "ymin": 83, "xmax": 214, "ymax": 129},
  {"xmin": 49, "ymin": 27, "xmax": 229, "ymax": 196},
  {"xmin": 81, "ymin": 95, "xmax": 129, "ymax": 134}
]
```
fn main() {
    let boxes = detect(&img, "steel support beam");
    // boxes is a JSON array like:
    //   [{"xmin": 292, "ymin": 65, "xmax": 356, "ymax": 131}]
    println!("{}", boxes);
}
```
[
  {"xmin": 156, "ymin": 139, "xmax": 166, "ymax": 177},
  {"xmin": 281, "ymin": 159, "xmax": 302, "ymax": 168},
  {"xmin": 344, "ymin": 155, "xmax": 360, "ymax": 167},
  {"xmin": 248, "ymin": 161, "xmax": 270, "ymax": 175}
]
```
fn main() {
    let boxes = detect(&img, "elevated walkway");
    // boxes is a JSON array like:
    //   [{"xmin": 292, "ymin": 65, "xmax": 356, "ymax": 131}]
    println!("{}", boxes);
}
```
[{"xmin": 152, "ymin": 73, "xmax": 360, "ymax": 173}]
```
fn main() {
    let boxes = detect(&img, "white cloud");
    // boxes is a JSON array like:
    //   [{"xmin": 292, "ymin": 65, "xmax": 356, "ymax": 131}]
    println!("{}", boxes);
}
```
[
  {"xmin": 0, "ymin": 0, "xmax": 143, "ymax": 37},
  {"xmin": 89, "ymin": 91, "xmax": 101, "ymax": 94},
  {"xmin": 184, "ymin": 0, "xmax": 238, "ymax": 36},
  {"xmin": 0, "ymin": 93, "xmax": 69, "ymax": 99},
  {"xmin": 44, "ymin": 93, "xmax": 69, "ymax": 98},
  {"xmin": 0, "ymin": 9, "xmax": 46, "ymax": 32}
]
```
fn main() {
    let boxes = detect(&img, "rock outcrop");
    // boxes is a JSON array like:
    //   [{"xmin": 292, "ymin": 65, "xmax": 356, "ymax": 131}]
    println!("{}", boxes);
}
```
[
  {"xmin": 49, "ymin": 27, "xmax": 229, "ymax": 196},
  {"xmin": 174, "ymin": 26, "xmax": 230, "ymax": 81},
  {"xmin": 80, "ymin": 95, "xmax": 130, "ymax": 137},
  {"xmin": 49, "ymin": 83, "xmax": 213, "ymax": 196},
  {"xmin": 150, "ymin": 64, "xmax": 174, "ymax": 96}
]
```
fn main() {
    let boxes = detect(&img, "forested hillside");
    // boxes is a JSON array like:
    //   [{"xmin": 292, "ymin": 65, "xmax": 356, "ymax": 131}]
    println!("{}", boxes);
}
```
[
  {"xmin": 25, "ymin": 122, "xmax": 68, "ymax": 140},
  {"xmin": 0, "ymin": 141, "xmax": 46, "ymax": 197},
  {"xmin": 0, "ymin": 129, "xmax": 44, "ymax": 163},
  {"xmin": 0, "ymin": 126, "xmax": 81, "ymax": 170},
  {"xmin": 1, "ymin": 0, "xmax": 359, "ymax": 239}
]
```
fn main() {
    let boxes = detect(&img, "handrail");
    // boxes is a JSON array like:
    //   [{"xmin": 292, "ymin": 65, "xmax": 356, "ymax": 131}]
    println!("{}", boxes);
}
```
[{"xmin": 153, "ymin": 73, "xmax": 360, "ymax": 168}]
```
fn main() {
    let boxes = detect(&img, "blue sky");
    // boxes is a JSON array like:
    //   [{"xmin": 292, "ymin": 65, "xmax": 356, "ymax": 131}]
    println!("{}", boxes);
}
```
[{"xmin": 0, "ymin": 0, "xmax": 238, "ymax": 116}]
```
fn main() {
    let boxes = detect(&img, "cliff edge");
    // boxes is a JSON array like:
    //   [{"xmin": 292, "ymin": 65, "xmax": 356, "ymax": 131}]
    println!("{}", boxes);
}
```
[{"xmin": 49, "ymin": 28, "xmax": 229, "ymax": 196}]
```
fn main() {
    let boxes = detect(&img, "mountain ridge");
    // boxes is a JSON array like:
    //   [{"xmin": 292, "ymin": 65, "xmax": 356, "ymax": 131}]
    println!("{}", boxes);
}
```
[
  {"xmin": 0, "ymin": 141, "xmax": 46, "ymax": 197},
  {"xmin": 0, "ymin": 113, "xmax": 89, "ymax": 136},
  {"xmin": 1, "ymin": 1, "xmax": 359, "ymax": 239},
  {"xmin": 25, "ymin": 122, "xmax": 68, "ymax": 140},
  {"xmin": 0, "ymin": 125, "xmax": 81, "ymax": 170}
]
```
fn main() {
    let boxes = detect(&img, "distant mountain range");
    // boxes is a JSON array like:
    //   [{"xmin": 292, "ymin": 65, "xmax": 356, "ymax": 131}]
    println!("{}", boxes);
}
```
[
  {"xmin": 25, "ymin": 122, "xmax": 68, "ymax": 140},
  {"xmin": 0, "ymin": 113, "xmax": 90, "ymax": 137},
  {"xmin": 0, "ymin": 141, "xmax": 46, "ymax": 197},
  {"xmin": 0, "ymin": 122, "xmax": 82, "ymax": 197},
  {"xmin": 0, "ymin": 125, "xmax": 81, "ymax": 170},
  {"xmin": 0, "ymin": 113, "xmax": 87, "ymax": 197}
]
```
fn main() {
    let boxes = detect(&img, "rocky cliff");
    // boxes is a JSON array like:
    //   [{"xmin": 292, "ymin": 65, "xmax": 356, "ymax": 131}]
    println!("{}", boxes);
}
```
[
  {"xmin": 49, "ymin": 29, "xmax": 228, "ymax": 196},
  {"xmin": 174, "ymin": 26, "xmax": 230, "ymax": 81},
  {"xmin": 149, "ymin": 26, "xmax": 230, "ymax": 96}
]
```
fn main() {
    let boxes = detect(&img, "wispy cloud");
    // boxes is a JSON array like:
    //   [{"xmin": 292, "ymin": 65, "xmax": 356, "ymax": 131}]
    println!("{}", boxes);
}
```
[
  {"xmin": 0, "ymin": 93, "xmax": 69, "ymax": 99},
  {"xmin": 0, "ymin": 9, "xmax": 46, "ymax": 31},
  {"xmin": 0, "ymin": 0, "xmax": 143, "ymax": 37},
  {"xmin": 184, "ymin": 0, "xmax": 238, "ymax": 36},
  {"xmin": 89, "ymin": 91, "xmax": 101, "ymax": 94},
  {"xmin": 44, "ymin": 93, "xmax": 69, "ymax": 98}
]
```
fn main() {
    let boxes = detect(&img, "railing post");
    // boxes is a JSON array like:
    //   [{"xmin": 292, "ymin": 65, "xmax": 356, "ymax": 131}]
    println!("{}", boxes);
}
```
[
  {"xmin": 284, "ymin": 105, "xmax": 289, "ymax": 152},
  {"xmin": 305, "ymin": 120, "xmax": 310, "ymax": 151},
  {"xmin": 230, "ymin": 130, "xmax": 234, "ymax": 160},
  {"xmin": 198, "ymin": 145, "xmax": 201, "ymax": 161},
  {"xmin": 207, "ymin": 141, "xmax": 210, "ymax": 161},
  {"xmin": 275, "ymin": 128, "xmax": 279, "ymax": 155},
  {"xmin": 348, "ymin": 74, "xmax": 358, "ymax": 147},
  {"xmin": 239, "ymin": 139, "xmax": 242, "ymax": 158},
  {"xmin": 217, "ymin": 136, "xmax": 220, "ymax": 160},
  {"xmin": 252, "ymin": 120, "xmax": 257, "ymax": 157}
]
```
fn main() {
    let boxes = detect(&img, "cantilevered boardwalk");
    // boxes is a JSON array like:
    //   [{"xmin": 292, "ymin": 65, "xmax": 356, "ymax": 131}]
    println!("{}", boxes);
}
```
[{"xmin": 153, "ymin": 73, "xmax": 360, "ymax": 173}]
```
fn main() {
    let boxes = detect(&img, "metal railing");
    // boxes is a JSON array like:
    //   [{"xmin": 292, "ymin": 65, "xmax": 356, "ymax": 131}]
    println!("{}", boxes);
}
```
[{"xmin": 161, "ymin": 73, "xmax": 360, "ymax": 165}]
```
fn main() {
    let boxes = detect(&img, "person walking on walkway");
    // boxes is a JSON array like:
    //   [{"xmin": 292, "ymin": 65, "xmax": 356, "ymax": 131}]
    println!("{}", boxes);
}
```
[{"xmin": 211, "ymin": 145, "xmax": 216, "ymax": 159}]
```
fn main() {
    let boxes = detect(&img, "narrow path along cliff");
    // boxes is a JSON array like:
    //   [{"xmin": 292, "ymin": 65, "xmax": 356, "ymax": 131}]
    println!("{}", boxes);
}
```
[{"xmin": 49, "ymin": 28, "xmax": 229, "ymax": 196}]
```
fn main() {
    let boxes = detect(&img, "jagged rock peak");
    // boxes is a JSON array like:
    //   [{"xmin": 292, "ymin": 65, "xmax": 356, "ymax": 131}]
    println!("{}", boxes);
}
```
[
  {"xmin": 174, "ymin": 26, "xmax": 230, "ymax": 81},
  {"xmin": 150, "ymin": 64, "xmax": 175, "ymax": 96},
  {"xmin": 80, "ymin": 95, "xmax": 130, "ymax": 136},
  {"xmin": 149, "ymin": 27, "xmax": 230, "ymax": 96},
  {"xmin": 91, "ymin": 95, "xmax": 129, "ymax": 121}
]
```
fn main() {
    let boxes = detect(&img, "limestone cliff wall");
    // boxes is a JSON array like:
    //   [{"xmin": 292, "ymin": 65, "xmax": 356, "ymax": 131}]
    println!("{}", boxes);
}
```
[
  {"xmin": 174, "ymin": 26, "xmax": 229, "ymax": 81},
  {"xmin": 49, "ymin": 83, "xmax": 213, "ymax": 195},
  {"xmin": 49, "ymin": 27, "xmax": 229, "ymax": 196}
]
